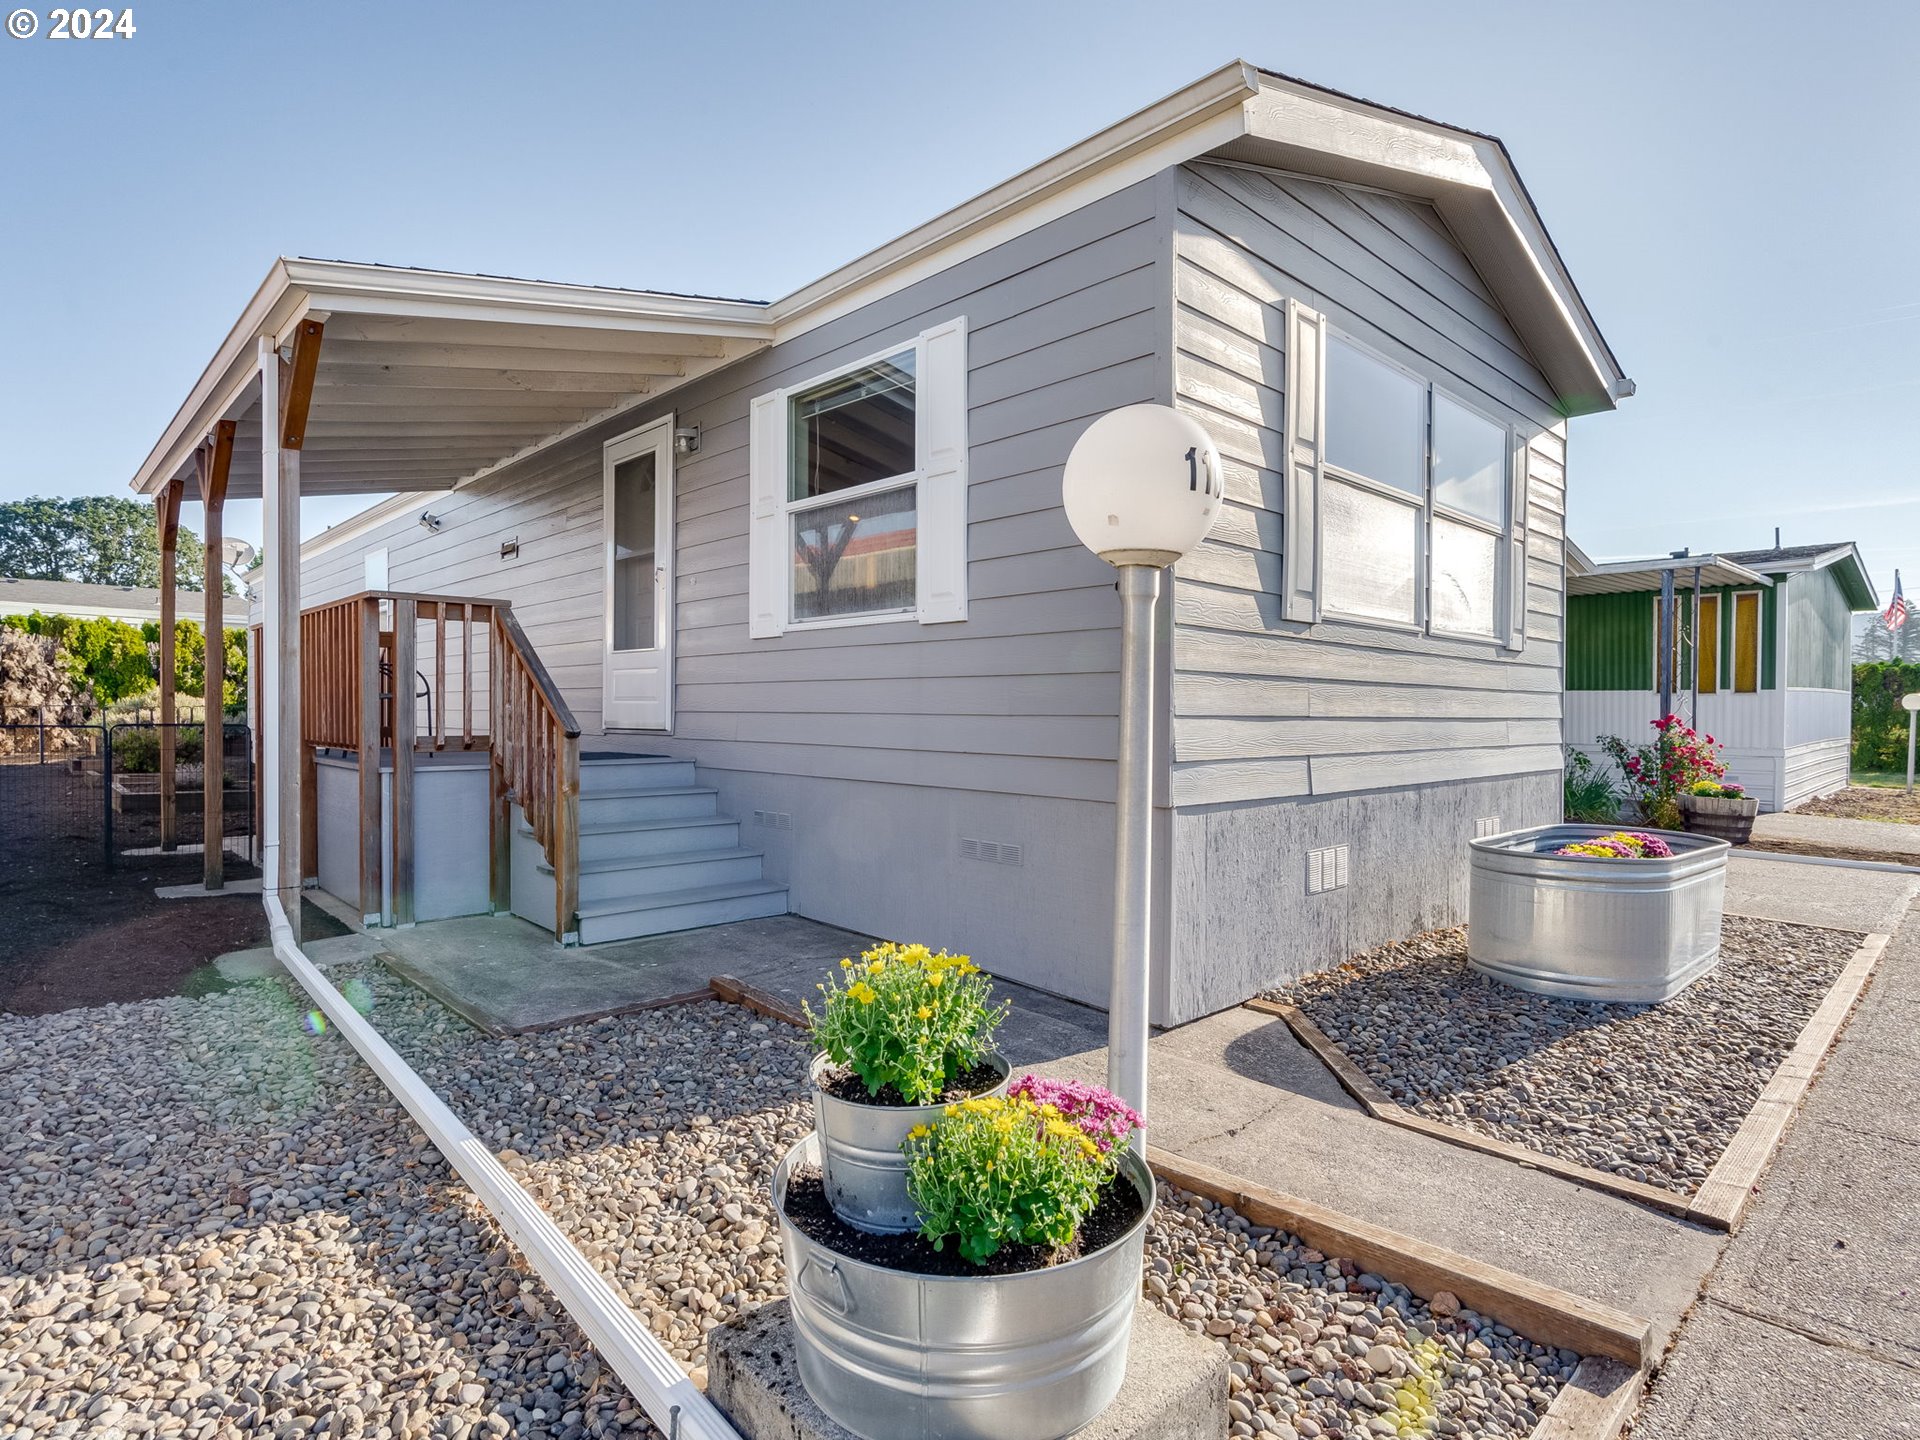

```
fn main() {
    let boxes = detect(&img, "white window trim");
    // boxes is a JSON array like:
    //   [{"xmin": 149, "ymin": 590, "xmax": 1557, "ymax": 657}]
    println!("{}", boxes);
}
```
[
  {"xmin": 1320, "ymin": 328, "xmax": 1518, "ymax": 644},
  {"xmin": 747, "ymin": 319, "xmax": 968, "ymax": 638}
]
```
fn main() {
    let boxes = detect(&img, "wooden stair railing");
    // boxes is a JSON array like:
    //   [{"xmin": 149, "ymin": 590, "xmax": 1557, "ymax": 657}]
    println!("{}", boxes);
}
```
[
  {"xmin": 292, "ymin": 590, "xmax": 577, "ymax": 938},
  {"xmin": 490, "ymin": 603, "xmax": 582, "ymax": 943}
]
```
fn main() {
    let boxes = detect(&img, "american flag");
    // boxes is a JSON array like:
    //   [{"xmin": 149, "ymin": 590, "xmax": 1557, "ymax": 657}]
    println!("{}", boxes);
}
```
[{"xmin": 1886, "ymin": 571, "xmax": 1909, "ymax": 633}]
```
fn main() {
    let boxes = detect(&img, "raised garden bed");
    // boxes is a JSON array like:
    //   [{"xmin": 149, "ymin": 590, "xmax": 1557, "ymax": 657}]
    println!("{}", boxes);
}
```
[
  {"xmin": 110, "ymin": 772, "xmax": 250, "ymax": 815},
  {"xmin": 1267, "ymin": 919, "xmax": 1864, "ymax": 1197}
]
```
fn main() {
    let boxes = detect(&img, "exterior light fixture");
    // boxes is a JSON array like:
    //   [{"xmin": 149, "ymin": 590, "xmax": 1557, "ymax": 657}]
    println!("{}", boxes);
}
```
[
  {"xmin": 1061, "ymin": 404, "xmax": 1223, "ymax": 1128},
  {"xmin": 418, "ymin": 511, "xmax": 442, "ymax": 532},
  {"xmin": 674, "ymin": 424, "xmax": 702, "ymax": 455}
]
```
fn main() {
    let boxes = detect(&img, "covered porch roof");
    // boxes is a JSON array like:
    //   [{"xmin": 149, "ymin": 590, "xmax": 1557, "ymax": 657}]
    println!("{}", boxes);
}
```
[
  {"xmin": 130, "ymin": 258, "xmax": 772, "ymax": 502},
  {"xmin": 1566, "ymin": 553, "xmax": 1775, "ymax": 597}
]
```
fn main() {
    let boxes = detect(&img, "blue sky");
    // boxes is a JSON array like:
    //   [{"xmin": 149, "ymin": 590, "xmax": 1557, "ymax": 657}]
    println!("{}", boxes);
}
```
[{"xmin": 1, "ymin": 0, "xmax": 1914, "ymax": 601}]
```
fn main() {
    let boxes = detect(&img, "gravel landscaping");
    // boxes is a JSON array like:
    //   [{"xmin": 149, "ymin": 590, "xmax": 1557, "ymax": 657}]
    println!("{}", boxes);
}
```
[
  {"xmin": 4, "ymin": 960, "xmax": 1588, "ymax": 1439},
  {"xmin": 1270, "ymin": 918, "xmax": 1863, "ymax": 1194},
  {"xmin": 1151, "ymin": 1188, "xmax": 1573, "ymax": 1439}
]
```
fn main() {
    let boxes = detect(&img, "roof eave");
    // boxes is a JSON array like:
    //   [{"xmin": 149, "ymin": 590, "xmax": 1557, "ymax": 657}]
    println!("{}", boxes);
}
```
[{"xmin": 1224, "ymin": 74, "xmax": 1628, "ymax": 416}]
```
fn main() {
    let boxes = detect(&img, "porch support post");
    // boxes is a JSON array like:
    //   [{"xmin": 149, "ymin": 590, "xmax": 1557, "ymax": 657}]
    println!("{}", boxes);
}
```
[
  {"xmin": 154, "ymin": 480, "xmax": 183, "ymax": 851},
  {"xmin": 358, "ymin": 596, "xmax": 383, "ymax": 925},
  {"xmin": 196, "ymin": 421, "xmax": 234, "ymax": 890},
  {"xmin": 1658, "ymin": 567, "xmax": 1675, "ymax": 721},
  {"xmin": 262, "ymin": 317, "xmax": 324, "ymax": 939},
  {"xmin": 391, "ymin": 596, "xmax": 417, "ymax": 926}
]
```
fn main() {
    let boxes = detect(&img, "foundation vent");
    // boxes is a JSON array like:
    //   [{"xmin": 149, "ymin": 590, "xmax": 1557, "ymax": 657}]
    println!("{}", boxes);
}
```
[
  {"xmin": 752, "ymin": 810, "xmax": 792, "ymax": 831},
  {"xmin": 1473, "ymin": 816, "xmax": 1503, "ymax": 838},
  {"xmin": 1307, "ymin": 844, "xmax": 1349, "ymax": 895},
  {"xmin": 960, "ymin": 837, "xmax": 1024, "ymax": 867}
]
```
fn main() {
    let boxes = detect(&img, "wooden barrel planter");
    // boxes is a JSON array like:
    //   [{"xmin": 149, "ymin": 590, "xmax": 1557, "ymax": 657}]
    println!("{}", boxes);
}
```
[{"xmin": 1678, "ymin": 793, "xmax": 1759, "ymax": 845}]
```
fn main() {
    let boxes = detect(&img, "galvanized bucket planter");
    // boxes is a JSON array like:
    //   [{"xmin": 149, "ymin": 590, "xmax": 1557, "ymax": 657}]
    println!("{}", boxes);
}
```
[
  {"xmin": 810, "ymin": 1051, "xmax": 1010, "ymax": 1235},
  {"xmin": 1468, "ymin": 824, "xmax": 1730, "ymax": 1003},
  {"xmin": 775, "ymin": 1132, "xmax": 1155, "ymax": 1440},
  {"xmin": 1679, "ymin": 792, "xmax": 1760, "ymax": 845}
]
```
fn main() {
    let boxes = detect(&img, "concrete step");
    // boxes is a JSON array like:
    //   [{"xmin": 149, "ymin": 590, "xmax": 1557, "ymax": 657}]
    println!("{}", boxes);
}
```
[
  {"xmin": 540, "ymin": 846, "xmax": 768, "ymax": 904},
  {"xmin": 521, "ymin": 814, "xmax": 742, "ymax": 862},
  {"xmin": 575, "ymin": 880, "xmax": 791, "ymax": 944},
  {"xmin": 577, "ymin": 785, "xmax": 720, "ymax": 825},
  {"xmin": 577, "ymin": 754, "xmax": 696, "ymax": 793}
]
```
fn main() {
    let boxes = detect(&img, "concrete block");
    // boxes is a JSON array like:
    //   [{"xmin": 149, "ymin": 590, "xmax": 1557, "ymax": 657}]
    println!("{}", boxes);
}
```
[{"xmin": 708, "ymin": 1299, "xmax": 1228, "ymax": 1440}]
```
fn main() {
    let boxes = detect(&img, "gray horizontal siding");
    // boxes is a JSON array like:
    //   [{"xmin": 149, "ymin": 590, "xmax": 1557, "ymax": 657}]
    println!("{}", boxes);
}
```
[
  {"xmin": 1168, "ymin": 162, "xmax": 1571, "ymax": 808},
  {"xmin": 298, "ymin": 180, "xmax": 1172, "ymax": 803}
]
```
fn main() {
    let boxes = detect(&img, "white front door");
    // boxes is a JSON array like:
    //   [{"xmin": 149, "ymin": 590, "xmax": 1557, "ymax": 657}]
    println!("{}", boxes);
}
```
[{"xmin": 602, "ymin": 418, "xmax": 674, "ymax": 730}]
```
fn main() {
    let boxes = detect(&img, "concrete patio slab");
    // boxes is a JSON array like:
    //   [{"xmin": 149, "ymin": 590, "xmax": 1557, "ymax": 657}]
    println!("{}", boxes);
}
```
[
  {"xmin": 156, "ymin": 876, "xmax": 264, "ymax": 899},
  {"xmin": 1724, "ymin": 852, "xmax": 1919, "ymax": 933},
  {"xmin": 213, "ymin": 930, "xmax": 387, "ymax": 982},
  {"xmin": 373, "ymin": 913, "xmax": 873, "ymax": 1034}
]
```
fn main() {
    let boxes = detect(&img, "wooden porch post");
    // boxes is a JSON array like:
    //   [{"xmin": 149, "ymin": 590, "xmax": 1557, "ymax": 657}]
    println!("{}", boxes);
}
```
[
  {"xmin": 358, "ymin": 596, "xmax": 383, "ymax": 925},
  {"xmin": 261, "ymin": 317, "xmax": 324, "ymax": 940},
  {"xmin": 196, "ymin": 421, "xmax": 234, "ymax": 890},
  {"xmin": 391, "ymin": 596, "xmax": 417, "ymax": 926},
  {"xmin": 154, "ymin": 480, "xmax": 184, "ymax": 851}
]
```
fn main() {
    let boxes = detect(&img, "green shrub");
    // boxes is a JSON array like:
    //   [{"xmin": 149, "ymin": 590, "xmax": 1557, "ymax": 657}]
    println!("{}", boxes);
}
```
[
  {"xmin": 804, "ymin": 942, "xmax": 1007, "ymax": 1105},
  {"xmin": 111, "ymin": 725, "xmax": 203, "ymax": 773},
  {"xmin": 1853, "ymin": 662, "xmax": 1920, "ymax": 772},
  {"xmin": 1563, "ymin": 748, "xmax": 1623, "ymax": 823}
]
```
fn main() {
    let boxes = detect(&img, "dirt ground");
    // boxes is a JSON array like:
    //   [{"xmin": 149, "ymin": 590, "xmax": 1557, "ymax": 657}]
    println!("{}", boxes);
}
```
[
  {"xmin": 1792, "ymin": 783, "xmax": 1920, "ymax": 825},
  {"xmin": 0, "ymin": 761, "xmax": 345, "ymax": 1016}
]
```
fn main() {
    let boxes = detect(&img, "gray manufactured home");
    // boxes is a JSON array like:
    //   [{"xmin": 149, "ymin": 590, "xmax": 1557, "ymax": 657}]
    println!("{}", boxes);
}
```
[{"xmin": 134, "ymin": 63, "xmax": 1629, "ymax": 1025}]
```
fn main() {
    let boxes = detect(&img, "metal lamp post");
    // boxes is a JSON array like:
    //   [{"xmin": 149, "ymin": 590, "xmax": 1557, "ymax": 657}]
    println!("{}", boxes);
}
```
[{"xmin": 1062, "ymin": 405, "xmax": 1224, "ymax": 1126}]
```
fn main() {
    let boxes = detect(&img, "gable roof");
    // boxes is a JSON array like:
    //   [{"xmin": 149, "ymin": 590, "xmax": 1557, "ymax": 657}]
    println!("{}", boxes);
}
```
[
  {"xmin": 131, "ymin": 61, "xmax": 1629, "ymax": 504},
  {"xmin": 1723, "ymin": 542, "xmax": 1879, "ymax": 610}
]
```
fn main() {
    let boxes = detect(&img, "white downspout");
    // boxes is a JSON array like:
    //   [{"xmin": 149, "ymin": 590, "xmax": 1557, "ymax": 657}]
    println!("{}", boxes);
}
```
[{"xmin": 259, "ymin": 897, "xmax": 744, "ymax": 1440}]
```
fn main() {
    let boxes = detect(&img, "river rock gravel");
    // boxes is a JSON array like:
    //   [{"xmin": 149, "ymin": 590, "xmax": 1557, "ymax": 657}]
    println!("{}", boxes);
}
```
[
  {"xmin": 1268, "ymin": 917, "xmax": 1862, "ymax": 1194},
  {"xmin": 1148, "ymin": 1187, "xmax": 1573, "ymax": 1439},
  {"xmin": 6, "ymin": 957, "xmax": 1587, "ymax": 1439}
]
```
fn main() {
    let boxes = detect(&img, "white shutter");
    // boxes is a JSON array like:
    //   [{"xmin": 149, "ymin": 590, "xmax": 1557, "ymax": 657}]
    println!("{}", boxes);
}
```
[
  {"xmin": 1283, "ymin": 298, "xmax": 1326, "ymax": 624},
  {"xmin": 747, "ymin": 388, "xmax": 787, "ymax": 639},
  {"xmin": 1504, "ymin": 434, "xmax": 1529, "ymax": 652},
  {"xmin": 915, "ymin": 317, "xmax": 969, "ymax": 624}
]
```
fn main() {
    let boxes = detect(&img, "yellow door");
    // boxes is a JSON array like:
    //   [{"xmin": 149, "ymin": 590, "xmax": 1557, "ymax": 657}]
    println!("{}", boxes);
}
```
[
  {"xmin": 1697, "ymin": 595, "xmax": 1719, "ymax": 694},
  {"xmin": 1733, "ymin": 592, "xmax": 1759, "ymax": 693}
]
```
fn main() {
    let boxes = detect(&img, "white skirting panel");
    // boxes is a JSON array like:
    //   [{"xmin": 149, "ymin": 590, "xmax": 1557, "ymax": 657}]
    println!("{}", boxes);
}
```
[
  {"xmin": 1785, "ymin": 688, "xmax": 1851, "ymax": 749},
  {"xmin": 1565, "ymin": 689, "xmax": 1790, "ymax": 813},
  {"xmin": 1783, "ymin": 738, "xmax": 1851, "ymax": 810}
]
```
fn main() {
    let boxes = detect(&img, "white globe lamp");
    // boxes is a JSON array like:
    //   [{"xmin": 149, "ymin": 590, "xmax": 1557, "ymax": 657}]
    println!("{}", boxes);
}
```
[
  {"xmin": 1062, "ymin": 404, "xmax": 1224, "ymax": 567},
  {"xmin": 1061, "ymin": 405, "xmax": 1223, "ymax": 1129}
]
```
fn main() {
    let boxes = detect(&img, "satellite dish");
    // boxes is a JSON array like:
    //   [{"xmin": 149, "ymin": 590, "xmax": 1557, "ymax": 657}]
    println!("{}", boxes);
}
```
[{"xmin": 219, "ymin": 538, "xmax": 257, "ymax": 569}]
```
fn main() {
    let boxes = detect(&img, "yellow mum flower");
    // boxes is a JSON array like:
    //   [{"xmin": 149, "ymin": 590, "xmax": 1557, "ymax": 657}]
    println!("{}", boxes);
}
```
[
  {"xmin": 867, "ymin": 960, "xmax": 885, "ymax": 975},
  {"xmin": 839, "ymin": 958, "xmax": 853, "ymax": 969},
  {"xmin": 916, "ymin": 1005, "xmax": 933, "ymax": 1021},
  {"xmin": 908, "ymin": 1124, "xmax": 930, "ymax": 1140},
  {"xmin": 847, "ymin": 981, "xmax": 878, "ymax": 1005},
  {"xmin": 927, "ymin": 971, "xmax": 945, "ymax": 988}
]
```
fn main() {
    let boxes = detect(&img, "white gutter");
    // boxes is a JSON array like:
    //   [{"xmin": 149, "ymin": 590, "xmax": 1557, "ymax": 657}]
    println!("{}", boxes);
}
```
[{"xmin": 261, "ymin": 893, "xmax": 743, "ymax": 1440}]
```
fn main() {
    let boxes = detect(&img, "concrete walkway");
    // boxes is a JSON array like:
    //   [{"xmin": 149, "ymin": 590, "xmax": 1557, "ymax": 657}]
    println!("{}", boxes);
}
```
[
  {"xmin": 1635, "ymin": 906, "xmax": 1920, "ymax": 1439},
  {"xmin": 1752, "ymin": 810, "xmax": 1920, "ymax": 869}
]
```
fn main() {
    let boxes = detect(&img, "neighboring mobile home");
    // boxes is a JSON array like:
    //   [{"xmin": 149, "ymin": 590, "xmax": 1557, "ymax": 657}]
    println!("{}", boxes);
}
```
[
  {"xmin": 1564, "ymin": 541, "xmax": 1876, "ymax": 811},
  {"xmin": 133, "ymin": 63, "xmax": 1631, "ymax": 1024},
  {"xmin": 0, "ymin": 576, "xmax": 244, "ymax": 630}
]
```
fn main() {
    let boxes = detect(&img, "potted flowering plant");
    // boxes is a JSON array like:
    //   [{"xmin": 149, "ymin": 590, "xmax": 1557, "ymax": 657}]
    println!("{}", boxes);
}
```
[
  {"xmin": 1677, "ymin": 778, "xmax": 1760, "ymax": 844},
  {"xmin": 802, "ymin": 942, "xmax": 1010, "ymax": 1233},
  {"xmin": 1552, "ymin": 829, "xmax": 1674, "ymax": 859},
  {"xmin": 773, "ymin": 1074, "xmax": 1152, "ymax": 1440},
  {"xmin": 1599, "ymin": 714, "xmax": 1727, "ymax": 830}
]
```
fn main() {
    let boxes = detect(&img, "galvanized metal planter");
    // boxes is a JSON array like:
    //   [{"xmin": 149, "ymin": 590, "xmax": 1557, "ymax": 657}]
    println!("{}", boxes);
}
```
[
  {"xmin": 810, "ymin": 1051, "xmax": 1010, "ymax": 1235},
  {"xmin": 1468, "ymin": 824, "xmax": 1730, "ymax": 1003},
  {"xmin": 775, "ymin": 1132, "xmax": 1155, "ymax": 1440},
  {"xmin": 1679, "ymin": 793, "xmax": 1760, "ymax": 845}
]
